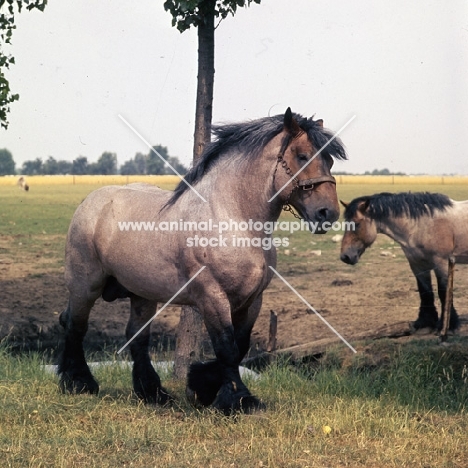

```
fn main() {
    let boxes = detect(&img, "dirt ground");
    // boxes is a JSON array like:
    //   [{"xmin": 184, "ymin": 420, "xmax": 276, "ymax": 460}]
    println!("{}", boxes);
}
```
[{"xmin": 1, "ymin": 234, "xmax": 467, "ymax": 360}]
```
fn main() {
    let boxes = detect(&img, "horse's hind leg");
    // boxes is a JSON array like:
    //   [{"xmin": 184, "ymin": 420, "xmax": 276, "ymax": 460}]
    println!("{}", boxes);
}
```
[
  {"xmin": 126, "ymin": 295, "xmax": 172, "ymax": 405},
  {"xmin": 58, "ymin": 293, "xmax": 100, "ymax": 394},
  {"xmin": 58, "ymin": 245, "xmax": 105, "ymax": 394}
]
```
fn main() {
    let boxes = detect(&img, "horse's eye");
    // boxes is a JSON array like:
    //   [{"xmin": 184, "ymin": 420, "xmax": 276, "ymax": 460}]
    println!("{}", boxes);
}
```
[{"xmin": 297, "ymin": 153, "xmax": 308, "ymax": 162}]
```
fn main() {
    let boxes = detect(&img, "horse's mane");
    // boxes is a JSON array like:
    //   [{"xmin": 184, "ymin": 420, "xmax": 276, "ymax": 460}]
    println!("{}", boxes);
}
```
[
  {"xmin": 165, "ymin": 112, "xmax": 347, "ymax": 207},
  {"xmin": 344, "ymin": 192, "xmax": 453, "ymax": 221}
]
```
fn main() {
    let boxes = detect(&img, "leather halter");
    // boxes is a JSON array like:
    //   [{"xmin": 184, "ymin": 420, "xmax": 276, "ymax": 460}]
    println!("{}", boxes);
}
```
[{"xmin": 273, "ymin": 131, "xmax": 336, "ymax": 218}]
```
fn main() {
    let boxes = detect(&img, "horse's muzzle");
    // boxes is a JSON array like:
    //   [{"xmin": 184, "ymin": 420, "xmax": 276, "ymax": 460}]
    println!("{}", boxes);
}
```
[
  {"xmin": 311, "ymin": 206, "xmax": 340, "ymax": 234},
  {"xmin": 316, "ymin": 206, "xmax": 339, "ymax": 223},
  {"xmin": 340, "ymin": 252, "xmax": 359, "ymax": 265}
]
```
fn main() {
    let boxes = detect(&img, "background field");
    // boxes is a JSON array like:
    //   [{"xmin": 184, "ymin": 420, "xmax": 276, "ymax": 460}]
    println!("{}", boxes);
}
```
[
  {"xmin": 2, "ymin": 175, "xmax": 468, "ymax": 351},
  {"xmin": 1, "ymin": 175, "xmax": 468, "ymax": 466}
]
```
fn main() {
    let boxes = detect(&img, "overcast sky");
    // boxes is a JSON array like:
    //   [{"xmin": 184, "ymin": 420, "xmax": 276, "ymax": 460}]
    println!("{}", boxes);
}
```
[{"xmin": 1, "ymin": 0, "xmax": 467, "ymax": 174}]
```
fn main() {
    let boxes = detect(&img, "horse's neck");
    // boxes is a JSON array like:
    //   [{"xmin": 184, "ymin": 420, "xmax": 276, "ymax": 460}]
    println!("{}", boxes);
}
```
[
  {"xmin": 377, "ymin": 217, "xmax": 416, "ymax": 248},
  {"xmin": 192, "ymin": 155, "xmax": 282, "ymax": 222}
]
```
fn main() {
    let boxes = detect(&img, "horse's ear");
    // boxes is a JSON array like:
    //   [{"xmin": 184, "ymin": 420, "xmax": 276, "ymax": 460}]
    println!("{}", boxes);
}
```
[
  {"xmin": 284, "ymin": 107, "xmax": 302, "ymax": 136},
  {"xmin": 357, "ymin": 199, "xmax": 370, "ymax": 213},
  {"xmin": 340, "ymin": 200, "xmax": 348, "ymax": 209},
  {"xmin": 315, "ymin": 119, "xmax": 324, "ymax": 128}
]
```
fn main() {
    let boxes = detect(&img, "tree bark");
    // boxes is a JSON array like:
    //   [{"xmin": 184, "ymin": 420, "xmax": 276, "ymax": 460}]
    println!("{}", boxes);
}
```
[
  {"xmin": 192, "ymin": 4, "xmax": 215, "ymax": 160},
  {"xmin": 173, "ymin": 2, "xmax": 215, "ymax": 380}
]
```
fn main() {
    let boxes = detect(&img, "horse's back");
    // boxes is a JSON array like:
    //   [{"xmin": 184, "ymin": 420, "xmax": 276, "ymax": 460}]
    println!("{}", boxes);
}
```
[
  {"xmin": 74, "ymin": 183, "xmax": 170, "ymax": 214},
  {"xmin": 68, "ymin": 183, "xmax": 171, "ymax": 246}
]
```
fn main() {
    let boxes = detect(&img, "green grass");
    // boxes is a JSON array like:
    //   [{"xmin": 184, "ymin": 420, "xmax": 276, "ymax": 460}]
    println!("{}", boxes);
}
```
[
  {"xmin": 0, "ymin": 182, "xmax": 176, "ymax": 238},
  {"xmin": 337, "ymin": 183, "xmax": 468, "ymax": 205},
  {"xmin": 1, "ymin": 340, "xmax": 468, "ymax": 467}
]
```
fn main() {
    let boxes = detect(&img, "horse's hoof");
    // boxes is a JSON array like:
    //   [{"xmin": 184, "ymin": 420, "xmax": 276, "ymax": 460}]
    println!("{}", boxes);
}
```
[
  {"xmin": 154, "ymin": 387, "xmax": 174, "ymax": 406},
  {"xmin": 409, "ymin": 323, "xmax": 434, "ymax": 335},
  {"xmin": 239, "ymin": 395, "xmax": 266, "ymax": 414},
  {"xmin": 187, "ymin": 360, "xmax": 224, "ymax": 407},
  {"xmin": 185, "ymin": 386, "xmax": 204, "ymax": 408},
  {"xmin": 136, "ymin": 386, "xmax": 174, "ymax": 406},
  {"xmin": 214, "ymin": 392, "xmax": 266, "ymax": 415},
  {"xmin": 416, "ymin": 327, "xmax": 435, "ymax": 335},
  {"xmin": 59, "ymin": 374, "xmax": 99, "ymax": 395}
]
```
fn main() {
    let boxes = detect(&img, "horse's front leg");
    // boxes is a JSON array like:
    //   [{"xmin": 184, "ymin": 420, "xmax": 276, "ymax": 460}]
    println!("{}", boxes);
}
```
[
  {"xmin": 409, "ymin": 265, "xmax": 438, "ymax": 330},
  {"xmin": 187, "ymin": 295, "xmax": 263, "ymax": 415},
  {"xmin": 232, "ymin": 295, "xmax": 263, "ymax": 363},
  {"xmin": 126, "ymin": 295, "xmax": 172, "ymax": 405},
  {"xmin": 434, "ymin": 263, "xmax": 460, "ymax": 332}
]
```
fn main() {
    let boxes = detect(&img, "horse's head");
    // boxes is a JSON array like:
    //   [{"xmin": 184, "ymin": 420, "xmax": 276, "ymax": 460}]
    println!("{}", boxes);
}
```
[
  {"xmin": 340, "ymin": 199, "xmax": 378, "ymax": 264},
  {"xmin": 273, "ymin": 108, "xmax": 342, "ymax": 232}
]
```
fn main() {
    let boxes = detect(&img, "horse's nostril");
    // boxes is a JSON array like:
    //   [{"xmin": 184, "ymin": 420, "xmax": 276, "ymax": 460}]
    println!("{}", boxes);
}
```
[
  {"xmin": 315, "ymin": 207, "xmax": 339, "ymax": 223},
  {"xmin": 340, "ymin": 253, "xmax": 352, "ymax": 264},
  {"xmin": 341, "ymin": 252, "xmax": 359, "ymax": 265},
  {"xmin": 316, "ymin": 208, "xmax": 329, "ymax": 222}
]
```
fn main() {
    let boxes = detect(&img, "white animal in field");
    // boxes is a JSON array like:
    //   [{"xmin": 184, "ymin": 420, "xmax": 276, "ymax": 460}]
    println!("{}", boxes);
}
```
[{"xmin": 17, "ymin": 176, "xmax": 29, "ymax": 191}]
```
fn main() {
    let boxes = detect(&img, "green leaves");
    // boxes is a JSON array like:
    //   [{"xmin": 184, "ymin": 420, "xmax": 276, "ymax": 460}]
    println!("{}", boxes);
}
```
[
  {"xmin": 0, "ymin": 0, "xmax": 48, "ymax": 129},
  {"xmin": 163, "ymin": 0, "xmax": 261, "ymax": 33}
]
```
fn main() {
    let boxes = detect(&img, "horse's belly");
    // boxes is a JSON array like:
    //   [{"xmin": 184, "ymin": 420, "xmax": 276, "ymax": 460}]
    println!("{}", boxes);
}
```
[{"xmin": 97, "ymin": 239, "xmax": 193, "ymax": 303}]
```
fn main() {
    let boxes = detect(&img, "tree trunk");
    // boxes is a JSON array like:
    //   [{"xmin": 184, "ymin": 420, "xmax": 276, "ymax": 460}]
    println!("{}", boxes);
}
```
[
  {"xmin": 173, "ymin": 2, "xmax": 215, "ymax": 380},
  {"xmin": 192, "ymin": 4, "xmax": 215, "ymax": 160},
  {"xmin": 173, "ymin": 306, "xmax": 205, "ymax": 379}
]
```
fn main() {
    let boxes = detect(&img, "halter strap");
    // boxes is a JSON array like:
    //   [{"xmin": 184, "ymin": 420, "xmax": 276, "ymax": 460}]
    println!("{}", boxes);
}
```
[{"xmin": 296, "ymin": 175, "xmax": 336, "ymax": 190}]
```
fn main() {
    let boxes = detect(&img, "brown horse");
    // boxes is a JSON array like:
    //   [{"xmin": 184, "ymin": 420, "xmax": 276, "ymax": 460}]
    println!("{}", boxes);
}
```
[
  {"xmin": 340, "ymin": 192, "xmax": 468, "ymax": 332},
  {"xmin": 59, "ymin": 108, "xmax": 347, "ymax": 414}
]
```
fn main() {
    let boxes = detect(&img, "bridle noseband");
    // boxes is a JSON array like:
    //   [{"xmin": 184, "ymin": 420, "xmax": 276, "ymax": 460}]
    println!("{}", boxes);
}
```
[{"xmin": 273, "ymin": 131, "xmax": 336, "ymax": 219}]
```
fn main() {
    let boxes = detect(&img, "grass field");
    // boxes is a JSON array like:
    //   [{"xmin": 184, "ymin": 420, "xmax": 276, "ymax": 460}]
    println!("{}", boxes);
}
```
[
  {"xmin": 1, "ymin": 340, "xmax": 468, "ymax": 467},
  {"xmin": 2, "ymin": 176, "xmax": 468, "ymax": 466}
]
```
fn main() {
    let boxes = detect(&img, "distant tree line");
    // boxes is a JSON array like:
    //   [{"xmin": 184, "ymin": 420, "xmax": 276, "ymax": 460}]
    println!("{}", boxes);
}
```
[
  {"xmin": 0, "ymin": 149, "xmax": 16, "ymax": 175},
  {"xmin": 120, "ymin": 146, "xmax": 187, "ymax": 176},
  {"xmin": 363, "ymin": 168, "xmax": 406, "ymax": 176},
  {"xmin": 333, "ymin": 168, "xmax": 407, "ymax": 176},
  {"xmin": 0, "ymin": 146, "xmax": 188, "ymax": 176}
]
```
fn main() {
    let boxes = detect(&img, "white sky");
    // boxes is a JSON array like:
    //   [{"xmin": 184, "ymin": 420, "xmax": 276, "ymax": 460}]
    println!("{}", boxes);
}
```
[{"xmin": 1, "ymin": 0, "xmax": 467, "ymax": 174}]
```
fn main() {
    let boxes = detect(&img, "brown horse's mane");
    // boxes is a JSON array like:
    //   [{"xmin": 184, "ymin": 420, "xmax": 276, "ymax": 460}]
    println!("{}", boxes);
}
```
[
  {"xmin": 165, "ymin": 112, "xmax": 347, "ymax": 207},
  {"xmin": 344, "ymin": 192, "xmax": 453, "ymax": 222}
]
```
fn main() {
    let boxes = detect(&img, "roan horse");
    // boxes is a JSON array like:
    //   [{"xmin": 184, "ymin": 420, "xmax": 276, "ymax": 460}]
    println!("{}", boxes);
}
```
[
  {"xmin": 340, "ymin": 192, "xmax": 468, "ymax": 332},
  {"xmin": 59, "ymin": 108, "xmax": 347, "ymax": 414}
]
